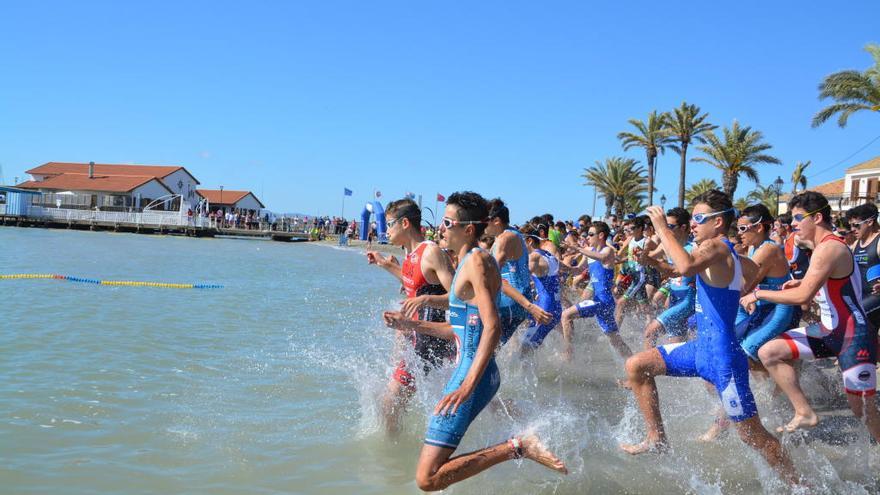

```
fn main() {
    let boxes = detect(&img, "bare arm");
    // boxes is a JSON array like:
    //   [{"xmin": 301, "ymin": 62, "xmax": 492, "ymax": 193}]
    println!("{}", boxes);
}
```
[
  {"xmin": 366, "ymin": 251, "xmax": 403, "ymax": 283},
  {"xmin": 577, "ymin": 245, "xmax": 615, "ymax": 265},
  {"xmin": 383, "ymin": 311, "xmax": 455, "ymax": 340},
  {"xmin": 748, "ymin": 243, "xmax": 837, "ymax": 306}
]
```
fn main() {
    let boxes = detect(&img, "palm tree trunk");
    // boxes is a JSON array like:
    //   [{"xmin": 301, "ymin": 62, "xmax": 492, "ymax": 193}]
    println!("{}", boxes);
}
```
[
  {"xmin": 647, "ymin": 152, "xmax": 655, "ymax": 205},
  {"xmin": 678, "ymin": 142, "xmax": 688, "ymax": 208},
  {"xmin": 723, "ymin": 172, "xmax": 738, "ymax": 199}
]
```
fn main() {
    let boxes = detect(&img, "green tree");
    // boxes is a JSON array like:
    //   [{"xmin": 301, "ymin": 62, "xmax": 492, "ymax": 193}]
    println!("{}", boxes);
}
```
[
  {"xmin": 582, "ymin": 157, "xmax": 647, "ymax": 216},
  {"xmin": 733, "ymin": 197, "xmax": 751, "ymax": 214},
  {"xmin": 693, "ymin": 120, "xmax": 781, "ymax": 198},
  {"xmin": 618, "ymin": 110, "xmax": 672, "ymax": 205},
  {"xmin": 685, "ymin": 178, "xmax": 719, "ymax": 206},
  {"xmin": 746, "ymin": 184, "xmax": 782, "ymax": 216},
  {"xmin": 812, "ymin": 44, "xmax": 880, "ymax": 128},
  {"xmin": 790, "ymin": 161, "xmax": 811, "ymax": 195},
  {"xmin": 664, "ymin": 102, "xmax": 717, "ymax": 208}
]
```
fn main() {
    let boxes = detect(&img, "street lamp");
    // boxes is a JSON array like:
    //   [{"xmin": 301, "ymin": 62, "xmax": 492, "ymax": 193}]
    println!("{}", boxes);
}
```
[
  {"xmin": 219, "ymin": 185, "xmax": 224, "ymax": 209},
  {"xmin": 660, "ymin": 194, "xmax": 667, "ymax": 209},
  {"xmin": 773, "ymin": 176, "xmax": 784, "ymax": 215}
]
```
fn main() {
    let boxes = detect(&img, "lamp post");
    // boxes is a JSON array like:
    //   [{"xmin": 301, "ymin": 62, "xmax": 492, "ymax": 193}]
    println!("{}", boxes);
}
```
[
  {"xmin": 660, "ymin": 194, "xmax": 667, "ymax": 209},
  {"xmin": 219, "ymin": 185, "xmax": 224, "ymax": 209},
  {"xmin": 773, "ymin": 176, "xmax": 784, "ymax": 215}
]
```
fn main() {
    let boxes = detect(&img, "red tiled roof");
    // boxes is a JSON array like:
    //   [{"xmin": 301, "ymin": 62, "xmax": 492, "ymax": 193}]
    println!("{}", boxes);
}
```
[
  {"xmin": 846, "ymin": 156, "xmax": 880, "ymax": 173},
  {"xmin": 16, "ymin": 175, "xmax": 173, "ymax": 194},
  {"xmin": 196, "ymin": 189, "xmax": 265, "ymax": 208},
  {"xmin": 780, "ymin": 178, "xmax": 845, "ymax": 201},
  {"xmin": 26, "ymin": 162, "xmax": 200, "ymax": 184}
]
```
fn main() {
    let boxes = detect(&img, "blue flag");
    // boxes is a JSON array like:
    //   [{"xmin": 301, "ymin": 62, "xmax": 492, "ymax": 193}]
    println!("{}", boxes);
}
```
[{"xmin": 344, "ymin": 188, "xmax": 353, "ymax": 196}]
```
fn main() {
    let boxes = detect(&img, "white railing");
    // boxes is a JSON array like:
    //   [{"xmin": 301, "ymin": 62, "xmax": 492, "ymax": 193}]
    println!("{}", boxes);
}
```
[{"xmin": 28, "ymin": 207, "xmax": 190, "ymax": 227}]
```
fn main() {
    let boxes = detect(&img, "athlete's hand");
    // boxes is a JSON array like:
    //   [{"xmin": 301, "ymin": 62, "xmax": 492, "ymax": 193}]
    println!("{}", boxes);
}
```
[
  {"xmin": 366, "ymin": 251, "xmax": 385, "ymax": 266},
  {"xmin": 382, "ymin": 311, "xmax": 413, "ymax": 333},
  {"xmin": 739, "ymin": 294, "xmax": 757, "ymax": 314},
  {"xmin": 645, "ymin": 206, "xmax": 666, "ymax": 231},
  {"xmin": 781, "ymin": 279, "xmax": 802, "ymax": 290},
  {"xmin": 400, "ymin": 296, "xmax": 426, "ymax": 319},
  {"xmin": 872, "ymin": 281, "xmax": 880, "ymax": 295},
  {"xmin": 528, "ymin": 303, "xmax": 553, "ymax": 325},
  {"xmin": 434, "ymin": 384, "xmax": 474, "ymax": 416}
]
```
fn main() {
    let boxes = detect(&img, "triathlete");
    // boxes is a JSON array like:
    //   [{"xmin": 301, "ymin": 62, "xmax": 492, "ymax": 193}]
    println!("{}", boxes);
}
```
[
  {"xmin": 366, "ymin": 198, "xmax": 456, "ymax": 435},
  {"xmin": 620, "ymin": 190, "xmax": 798, "ymax": 486},
  {"xmin": 636, "ymin": 207, "xmax": 695, "ymax": 349},
  {"xmin": 614, "ymin": 216, "xmax": 651, "ymax": 330},
  {"xmin": 383, "ymin": 191, "xmax": 566, "ymax": 490},
  {"xmin": 846, "ymin": 202, "xmax": 880, "ymax": 329},
  {"xmin": 518, "ymin": 224, "xmax": 563, "ymax": 353},
  {"xmin": 745, "ymin": 192, "xmax": 880, "ymax": 440},
  {"xmin": 484, "ymin": 198, "xmax": 553, "ymax": 344},
  {"xmin": 560, "ymin": 221, "xmax": 633, "ymax": 361}
]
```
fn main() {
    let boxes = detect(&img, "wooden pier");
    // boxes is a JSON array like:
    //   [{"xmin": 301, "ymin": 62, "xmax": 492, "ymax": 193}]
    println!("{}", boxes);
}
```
[{"xmin": 0, "ymin": 214, "xmax": 312, "ymax": 242}]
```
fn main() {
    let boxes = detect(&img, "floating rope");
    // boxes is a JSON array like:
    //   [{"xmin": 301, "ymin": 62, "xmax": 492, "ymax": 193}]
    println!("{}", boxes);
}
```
[{"xmin": 0, "ymin": 274, "xmax": 222, "ymax": 289}]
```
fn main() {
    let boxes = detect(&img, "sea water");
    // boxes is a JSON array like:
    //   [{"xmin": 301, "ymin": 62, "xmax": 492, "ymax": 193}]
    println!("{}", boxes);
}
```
[{"xmin": 1, "ymin": 227, "xmax": 878, "ymax": 494}]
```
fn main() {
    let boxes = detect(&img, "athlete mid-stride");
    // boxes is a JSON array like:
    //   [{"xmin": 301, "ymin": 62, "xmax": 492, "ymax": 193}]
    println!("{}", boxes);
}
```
[
  {"xmin": 366, "ymin": 198, "xmax": 456, "ymax": 435},
  {"xmin": 560, "ymin": 221, "xmax": 633, "ymax": 361},
  {"xmin": 517, "ymin": 224, "xmax": 563, "ymax": 354},
  {"xmin": 484, "ymin": 198, "xmax": 553, "ymax": 343},
  {"xmin": 383, "ymin": 191, "xmax": 566, "ymax": 491},
  {"xmin": 620, "ymin": 190, "xmax": 798, "ymax": 486},
  {"xmin": 742, "ymin": 192, "xmax": 880, "ymax": 440},
  {"xmin": 846, "ymin": 202, "xmax": 880, "ymax": 330}
]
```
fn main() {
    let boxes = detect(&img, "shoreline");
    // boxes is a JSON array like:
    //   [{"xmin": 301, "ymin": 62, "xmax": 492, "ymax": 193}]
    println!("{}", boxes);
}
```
[{"xmin": 317, "ymin": 236, "xmax": 406, "ymax": 257}]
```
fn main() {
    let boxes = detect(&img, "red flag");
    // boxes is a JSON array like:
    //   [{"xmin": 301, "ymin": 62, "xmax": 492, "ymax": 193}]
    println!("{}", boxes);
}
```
[{"xmin": 436, "ymin": 193, "xmax": 445, "ymax": 202}]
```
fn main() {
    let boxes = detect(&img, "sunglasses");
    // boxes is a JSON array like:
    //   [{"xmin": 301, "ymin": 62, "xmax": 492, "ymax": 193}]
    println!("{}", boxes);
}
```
[
  {"xmin": 792, "ymin": 207, "xmax": 825, "ymax": 222},
  {"xmin": 386, "ymin": 216, "xmax": 407, "ymax": 228},
  {"xmin": 666, "ymin": 223, "xmax": 682, "ymax": 229},
  {"xmin": 692, "ymin": 208, "xmax": 735, "ymax": 225},
  {"xmin": 441, "ymin": 216, "xmax": 485, "ymax": 229},
  {"xmin": 849, "ymin": 218, "xmax": 874, "ymax": 228},
  {"xmin": 586, "ymin": 232, "xmax": 596, "ymax": 237}
]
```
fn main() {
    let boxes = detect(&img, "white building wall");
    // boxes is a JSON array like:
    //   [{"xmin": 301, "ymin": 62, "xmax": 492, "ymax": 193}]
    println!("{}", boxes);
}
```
[
  {"xmin": 234, "ymin": 194, "xmax": 263, "ymax": 211},
  {"xmin": 160, "ymin": 169, "xmax": 200, "ymax": 203}
]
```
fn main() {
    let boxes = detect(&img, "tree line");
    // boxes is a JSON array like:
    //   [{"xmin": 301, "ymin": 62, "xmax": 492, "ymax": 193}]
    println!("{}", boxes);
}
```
[{"xmin": 584, "ymin": 44, "xmax": 880, "ymax": 217}]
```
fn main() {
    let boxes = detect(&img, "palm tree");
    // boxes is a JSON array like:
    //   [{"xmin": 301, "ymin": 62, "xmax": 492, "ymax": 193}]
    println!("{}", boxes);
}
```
[
  {"xmin": 618, "ymin": 111, "xmax": 672, "ymax": 205},
  {"xmin": 733, "ymin": 197, "xmax": 751, "ymax": 214},
  {"xmin": 693, "ymin": 120, "xmax": 781, "ymax": 198},
  {"xmin": 664, "ymin": 102, "xmax": 716, "ymax": 208},
  {"xmin": 747, "ymin": 184, "xmax": 781, "ymax": 215},
  {"xmin": 812, "ymin": 44, "xmax": 880, "ymax": 128},
  {"xmin": 790, "ymin": 161, "xmax": 811, "ymax": 195},
  {"xmin": 582, "ymin": 157, "xmax": 647, "ymax": 216},
  {"xmin": 685, "ymin": 178, "xmax": 719, "ymax": 206}
]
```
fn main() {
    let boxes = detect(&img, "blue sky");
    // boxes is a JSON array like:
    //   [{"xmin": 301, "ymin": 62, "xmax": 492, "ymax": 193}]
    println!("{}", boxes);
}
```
[{"xmin": 2, "ymin": 1, "xmax": 878, "ymax": 222}]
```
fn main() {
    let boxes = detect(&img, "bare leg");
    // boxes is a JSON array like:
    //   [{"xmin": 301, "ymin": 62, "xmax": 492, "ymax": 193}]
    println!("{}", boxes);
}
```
[
  {"xmin": 734, "ymin": 415, "xmax": 800, "ymax": 486},
  {"xmin": 560, "ymin": 306, "xmax": 579, "ymax": 362},
  {"xmin": 620, "ymin": 349, "xmax": 669, "ymax": 454},
  {"xmin": 643, "ymin": 319, "xmax": 665, "ymax": 350},
  {"xmin": 607, "ymin": 331, "xmax": 633, "ymax": 360},
  {"xmin": 614, "ymin": 297, "xmax": 628, "ymax": 330},
  {"xmin": 758, "ymin": 340, "xmax": 819, "ymax": 432},
  {"xmin": 846, "ymin": 393, "xmax": 880, "ymax": 443},
  {"xmin": 382, "ymin": 377, "xmax": 414, "ymax": 436},
  {"xmin": 416, "ymin": 435, "xmax": 566, "ymax": 491}
]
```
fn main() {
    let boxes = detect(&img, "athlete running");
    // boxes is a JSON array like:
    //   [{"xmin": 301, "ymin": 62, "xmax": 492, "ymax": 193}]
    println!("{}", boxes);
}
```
[
  {"xmin": 614, "ymin": 217, "xmax": 652, "ymax": 330},
  {"xmin": 620, "ymin": 190, "xmax": 798, "ymax": 486},
  {"xmin": 743, "ymin": 192, "xmax": 880, "ymax": 440},
  {"xmin": 383, "ymin": 191, "xmax": 566, "ymax": 490},
  {"xmin": 484, "ymin": 198, "xmax": 553, "ymax": 343},
  {"xmin": 846, "ymin": 202, "xmax": 880, "ymax": 330},
  {"xmin": 560, "ymin": 221, "xmax": 633, "ymax": 361},
  {"xmin": 366, "ymin": 198, "xmax": 456, "ymax": 434},
  {"xmin": 518, "ymin": 224, "xmax": 563, "ymax": 353},
  {"xmin": 636, "ymin": 207, "xmax": 695, "ymax": 349}
]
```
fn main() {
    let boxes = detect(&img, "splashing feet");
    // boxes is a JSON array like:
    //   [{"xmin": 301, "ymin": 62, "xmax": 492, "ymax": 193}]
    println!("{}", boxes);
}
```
[{"xmin": 521, "ymin": 434, "xmax": 568, "ymax": 474}]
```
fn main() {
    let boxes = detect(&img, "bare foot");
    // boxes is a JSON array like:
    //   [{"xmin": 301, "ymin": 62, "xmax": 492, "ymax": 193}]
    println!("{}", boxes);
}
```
[
  {"xmin": 697, "ymin": 417, "xmax": 730, "ymax": 442},
  {"xmin": 520, "ymin": 434, "xmax": 568, "ymax": 474},
  {"xmin": 776, "ymin": 413, "xmax": 819, "ymax": 433},
  {"xmin": 619, "ymin": 439, "xmax": 668, "ymax": 455}
]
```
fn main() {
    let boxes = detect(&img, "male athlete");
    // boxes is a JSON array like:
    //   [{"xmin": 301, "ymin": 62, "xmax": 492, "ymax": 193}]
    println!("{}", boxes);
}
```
[
  {"xmin": 620, "ymin": 190, "xmax": 798, "ymax": 486},
  {"xmin": 383, "ymin": 191, "xmax": 566, "ymax": 490},
  {"xmin": 366, "ymin": 198, "xmax": 455, "ymax": 434},
  {"xmin": 743, "ymin": 191, "xmax": 880, "ymax": 440},
  {"xmin": 484, "ymin": 198, "xmax": 553, "ymax": 343},
  {"xmin": 846, "ymin": 202, "xmax": 880, "ymax": 329}
]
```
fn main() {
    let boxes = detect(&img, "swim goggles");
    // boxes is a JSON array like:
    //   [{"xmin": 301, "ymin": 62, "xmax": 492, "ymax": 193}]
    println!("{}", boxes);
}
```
[
  {"xmin": 692, "ymin": 208, "xmax": 735, "ymax": 225},
  {"xmin": 792, "ymin": 207, "xmax": 825, "ymax": 222},
  {"xmin": 736, "ymin": 216, "xmax": 763, "ymax": 233},
  {"xmin": 441, "ymin": 216, "xmax": 486, "ymax": 229}
]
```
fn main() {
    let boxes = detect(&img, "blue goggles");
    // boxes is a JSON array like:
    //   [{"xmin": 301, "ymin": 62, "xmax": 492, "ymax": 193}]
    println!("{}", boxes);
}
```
[{"xmin": 692, "ymin": 208, "xmax": 736, "ymax": 225}]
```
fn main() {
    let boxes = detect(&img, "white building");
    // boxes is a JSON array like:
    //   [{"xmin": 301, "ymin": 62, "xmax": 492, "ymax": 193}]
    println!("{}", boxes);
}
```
[
  {"xmin": 17, "ymin": 162, "xmax": 200, "ymax": 211},
  {"xmin": 196, "ymin": 189, "xmax": 265, "ymax": 212}
]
